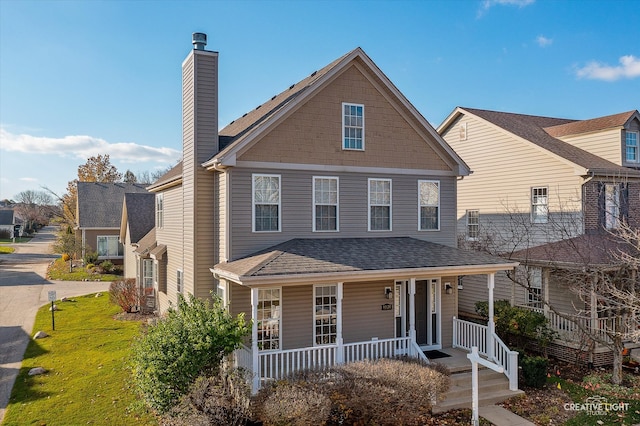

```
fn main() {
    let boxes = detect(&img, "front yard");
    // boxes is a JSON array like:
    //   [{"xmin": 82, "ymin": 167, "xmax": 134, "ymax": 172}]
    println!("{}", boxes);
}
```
[{"xmin": 46, "ymin": 257, "xmax": 122, "ymax": 281}]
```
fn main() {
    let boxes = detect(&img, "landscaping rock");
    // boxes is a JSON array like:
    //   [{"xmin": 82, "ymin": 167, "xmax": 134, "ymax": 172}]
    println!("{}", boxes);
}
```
[
  {"xmin": 33, "ymin": 331, "xmax": 49, "ymax": 339},
  {"xmin": 49, "ymin": 304, "xmax": 58, "ymax": 311},
  {"xmin": 95, "ymin": 292, "xmax": 103, "ymax": 297},
  {"xmin": 28, "ymin": 367, "xmax": 46, "ymax": 376}
]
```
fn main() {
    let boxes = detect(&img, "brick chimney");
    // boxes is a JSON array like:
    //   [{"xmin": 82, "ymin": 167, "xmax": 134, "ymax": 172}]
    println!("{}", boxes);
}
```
[{"xmin": 181, "ymin": 32, "xmax": 218, "ymax": 298}]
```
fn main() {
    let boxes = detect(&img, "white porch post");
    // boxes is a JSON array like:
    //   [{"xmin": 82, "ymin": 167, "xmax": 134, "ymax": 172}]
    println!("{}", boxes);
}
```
[
  {"xmin": 336, "ymin": 282, "xmax": 344, "ymax": 364},
  {"xmin": 590, "ymin": 275, "xmax": 598, "ymax": 335},
  {"xmin": 487, "ymin": 273, "xmax": 495, "ymax": 361},
  {"xmin": 543, "ymin": 269, "xmax": 550, "ymax": 316},
  {"xmin": 409, "ymin": 278, "xmax": 416, "ymax": 341},
  {"xmin": 251, "ymin": 287, "xmax": 260, "ymax": 393}
]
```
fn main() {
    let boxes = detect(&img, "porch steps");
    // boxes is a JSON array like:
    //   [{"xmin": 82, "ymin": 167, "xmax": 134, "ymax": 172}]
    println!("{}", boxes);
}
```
[{"xmin": 432, "ymin": 368, "xmax": 524, "ymax": 414}]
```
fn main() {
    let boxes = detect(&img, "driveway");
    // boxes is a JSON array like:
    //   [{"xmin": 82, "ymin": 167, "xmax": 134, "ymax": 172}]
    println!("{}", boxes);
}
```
[{"xmin": 0, "ymin": 226, "xmax": 112, "ymax": 423}]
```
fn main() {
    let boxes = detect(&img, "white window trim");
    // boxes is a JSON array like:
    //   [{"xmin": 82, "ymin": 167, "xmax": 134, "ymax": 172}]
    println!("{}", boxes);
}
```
[
  {"xmin": 252, "ymin": 173, "xmax": 282, "ymax": 233},
  {"xmin": 342, "ymin": 102, "xmax": 365, "ymax": 151},
  {"xmin": 156, "ymin": 193, "xmax": 164, "ymax": 228},
  {"xmin": 526, "ymin": 267, "xmax": 543, "ymax": 310},
  {"xmin": 368, "ymin": 178, "xmax": 392, "ymax": 232},
  {"xmin": 625, "ymin": 131, "xmax": 639, "ymax": 163},
  {"xmin": 257, "ymin": 287, "xmax": 281, "ymax": 352},
  {"xmin": 466, "ymin": 209, "xmax": 479, "ymax": 240},
  {"xmin": 604, "ymin": 183, "xmax": 620, "ymax": 230},
  {"xmin": 530, "ymin": 186, "xmax": 549, "ymax": 224},
  {"xmin": 313, "ymin": 284, "xmax": 338, "ymax": 347},
  {"xmin": 418, "ymin": 180, "xmax": 440, "ymax": 231},
  {"xmin": 312, "ymin": 176, "xmax": 339, "ymax": 232},
  {"xmin": 176, "ymin": 269, "xmax": 183, "ymax": 294},
  {"xmin": 96, "ymin": 235, "xmax": 123, "ymax": 258}
]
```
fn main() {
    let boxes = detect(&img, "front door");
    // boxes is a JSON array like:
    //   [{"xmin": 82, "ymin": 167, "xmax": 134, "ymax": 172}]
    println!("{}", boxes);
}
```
[{"xmin": 415, "ymin": 278, "xmax": 441, "ymax": 349}]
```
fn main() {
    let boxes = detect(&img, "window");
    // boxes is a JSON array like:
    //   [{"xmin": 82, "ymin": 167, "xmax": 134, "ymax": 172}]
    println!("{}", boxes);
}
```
[
  {"xmin": 626, "ymin": 131, "xmax": 638, "ymax": 162},
  {"xmin": 604, "ymin": 184, "xmax": 620, "ymax": 229},
  {"xmin": 97, "ymin": 235, "xmax": 123, "ymax": 257},
  {"xmin": 368, "ymin": 178, "xmax": 391, "ymax": 231},
  {"xmin": 253, "ymin": 174, "xmax": 281, "ymax": 232},
  {"xmin": 531, "ymin": 187, "xmax": 548, "ymax": 224},
  {"xmin": 257, "ymin": 288, "xmax": 280, "ymax": 350},
  {"xmin": 143, "ymin": 259, "xmax": 154, "ymax": 296},
  {"xmin": 526, "ymin": 267, "xmax": 543, "ymax": 310},
  {"xmin": 466, "ymin": 209, "xmax": 479, "ymax": 239},
  {"xmin": 156, "ymin": 193, "xmax": 164, "ymax": 228},
  {"xmin": 314, "ymin": 285, "xmax": 337, "ymax": 345},
  {"xmin": 342, "ymin": 103, "xmax": 364, "ymax": 150},
  {"xmin": 419, "ymin": 180, "xmax": 440, "ymax": 230},
  {"xmin": 176, "ymin": 270, "xmax": 183, "ymax": 293},
  {"xmin": 313, "ymin": 177, "xmax": 338, "ymax": 232}
]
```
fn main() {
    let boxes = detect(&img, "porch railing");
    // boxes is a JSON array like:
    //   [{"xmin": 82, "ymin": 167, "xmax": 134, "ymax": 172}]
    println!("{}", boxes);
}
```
[
  {"xmin": 233, "ymin": 336, "xmax": 428, "ymax": 392},
  {"xmin": 452, "ymin": 317, "xmax": 518, "ymax": 391}
]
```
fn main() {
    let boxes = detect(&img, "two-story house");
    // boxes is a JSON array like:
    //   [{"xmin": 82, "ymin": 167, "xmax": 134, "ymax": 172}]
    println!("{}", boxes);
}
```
[
  {"xmin": 438, "ymin": 107, "xmax": 640, "ymax": 365},
  {"xmin": 76, "ymin": 182, "xmax": 149, "ymax": 263},
  {"xmin": 133, "ymin": 34, "xmax": 524, "ymax": 396}
]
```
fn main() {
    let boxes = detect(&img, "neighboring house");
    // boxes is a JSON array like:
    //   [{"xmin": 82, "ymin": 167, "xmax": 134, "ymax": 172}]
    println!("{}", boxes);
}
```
[
  {"xmin": 438, "ymin": 107, "xmax": 640, "ymax": 364},
  {"xmin": 139, "ymin": 34, "xmax": 521, "ymax": 394},
  {"xmin": 119, "ymin": 192, "xmax": 156, "ymax": 310},
  {"xmin": 0, "ymin": 209, "xmax": 23, "ymax": 237},
  {"xmin": 76, "ymin": 182, "xmax": 148, "ymax": 263}
]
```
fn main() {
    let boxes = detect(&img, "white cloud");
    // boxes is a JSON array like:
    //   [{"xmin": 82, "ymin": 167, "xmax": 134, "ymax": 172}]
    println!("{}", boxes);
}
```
[
  {"xmin": 576, "ymin": 55, "xmax": 640, "ymax": 81},
  {"xmin": 18, "ymin": 177, "xmax": 38, "ymax": 182},
  {"xmin": 536, "ymin": 35, "xmax": 553, "ymax": 47},
  {"xmin": 0, "ymin": 127, "xmax": 181, "ymax": 164},
  {"xmin": 478, "ymin": 0, "xmax": 535, "ymax": 17}
]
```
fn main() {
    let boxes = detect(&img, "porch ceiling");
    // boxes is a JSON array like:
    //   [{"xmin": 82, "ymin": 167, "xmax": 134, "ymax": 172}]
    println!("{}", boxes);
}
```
[{"xmin": 212, "ymin": 237, "xmax": 517, "ymax": 285}]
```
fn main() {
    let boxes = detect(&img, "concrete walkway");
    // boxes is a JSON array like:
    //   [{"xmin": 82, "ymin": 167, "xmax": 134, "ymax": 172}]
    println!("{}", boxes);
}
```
[
  {"xmin": 0, "ymin": 227, "xmax": 111, "ymax": 423},
  {"xmin": 480, "ymin": 405, "xmax": 536, "ymax": 426}
]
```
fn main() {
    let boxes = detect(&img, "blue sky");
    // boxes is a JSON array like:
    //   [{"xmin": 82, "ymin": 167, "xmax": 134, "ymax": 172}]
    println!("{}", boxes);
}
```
[{"xmin": 1, "ymin": 0, "xmax": 638, "ymax": 201}]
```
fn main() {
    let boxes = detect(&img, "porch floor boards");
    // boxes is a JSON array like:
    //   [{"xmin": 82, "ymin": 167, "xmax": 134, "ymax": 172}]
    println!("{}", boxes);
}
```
[{"xmin": 431, "ymin": 348, "xmax": 525, "ymax": 416}]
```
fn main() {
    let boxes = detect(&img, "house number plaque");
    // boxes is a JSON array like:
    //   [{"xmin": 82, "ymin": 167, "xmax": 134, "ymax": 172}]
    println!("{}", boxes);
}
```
[{"xmin": 381, "ymin": 303, "xmax": 392, "ymax": 311}]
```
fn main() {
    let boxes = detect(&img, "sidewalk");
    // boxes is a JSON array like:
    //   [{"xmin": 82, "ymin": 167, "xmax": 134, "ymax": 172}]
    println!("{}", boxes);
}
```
[{"xmin": 0, "ymin": 227, "xmax": 112, "ymax": 423}]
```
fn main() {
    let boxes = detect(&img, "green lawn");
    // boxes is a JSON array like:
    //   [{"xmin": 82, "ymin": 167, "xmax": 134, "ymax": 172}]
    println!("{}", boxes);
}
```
[
  {"xmin": 0, "ymin": 237, "xmax": 32, "ymax": 243},
  {"xmin": 3, "ymin": 294, "xmax": 157, "ymax": 426},
  {"xmin": 47, "ymin": 258, "xmax": 121, "ymax": 281}
]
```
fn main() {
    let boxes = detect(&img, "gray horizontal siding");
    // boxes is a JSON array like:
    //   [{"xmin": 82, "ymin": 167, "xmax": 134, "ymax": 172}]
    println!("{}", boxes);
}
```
[{"xmin": 229, "ymin": 167, "xmax": 458, "ymax": 260}]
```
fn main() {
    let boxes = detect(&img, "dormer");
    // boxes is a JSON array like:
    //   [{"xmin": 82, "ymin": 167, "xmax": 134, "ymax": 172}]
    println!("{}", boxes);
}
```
[{"xmin": 544, "ymin": 110, "xmax": 640, "ymax": 168}]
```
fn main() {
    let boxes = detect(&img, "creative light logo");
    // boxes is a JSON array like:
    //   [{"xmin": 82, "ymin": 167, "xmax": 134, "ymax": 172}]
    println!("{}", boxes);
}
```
[{"xmin": 564, "ymin": 395, "xmax": 629, "ymax": 416}]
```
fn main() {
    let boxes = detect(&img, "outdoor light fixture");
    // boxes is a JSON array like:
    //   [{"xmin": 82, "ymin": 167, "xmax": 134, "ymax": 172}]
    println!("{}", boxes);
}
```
[
  {"xmin": 444, "ymin": 283, "xmax": 453, "ymax": 295},
  {"xmin": 385, "ymin": 287, "xmax": 393, "ymax": 299}
]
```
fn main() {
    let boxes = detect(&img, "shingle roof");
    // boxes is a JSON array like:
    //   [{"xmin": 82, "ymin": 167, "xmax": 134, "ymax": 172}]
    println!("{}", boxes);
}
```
[
  {"xmin": 147, "ymin": 162, "xmax": 183, "ymax": 191},
  {"xmin": 123, "ymin": 193, "xmax": 155, "ymax": 243},
  {"xmin": 77, "ymin": 182, "xmax": 149, "ymax": 228},
  {"xmin": 134, "ymin": 228, "xmax": 156, "ymax": 256},
  {"xmin": 462, "ymin": 108, "xmax": 639, "ymax": 176},
  {"xmin": 214, "ymin": 237, "xmax": 514, "ymax": 280},
  {"xmin": 509, "ymin": 233, "xmax": 637, "ymax": 269},
  {"xmin": 0, "ymin": 209, "xmax": 15, "ymax": 225},
  {"xmin": 544, "ymin": 110, "xmax": 637, "ymax": 138}
]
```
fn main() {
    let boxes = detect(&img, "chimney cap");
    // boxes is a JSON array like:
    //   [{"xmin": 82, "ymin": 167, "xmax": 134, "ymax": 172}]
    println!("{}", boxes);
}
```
[{"xmin": 192, "ymin": 32, "xmax": 207, "ymax": 50}]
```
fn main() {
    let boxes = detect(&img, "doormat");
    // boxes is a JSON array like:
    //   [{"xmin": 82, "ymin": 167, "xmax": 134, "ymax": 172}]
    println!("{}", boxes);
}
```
[{"xmin": 424, "ymin": 350, "xmax": 451, "ymax": 359}]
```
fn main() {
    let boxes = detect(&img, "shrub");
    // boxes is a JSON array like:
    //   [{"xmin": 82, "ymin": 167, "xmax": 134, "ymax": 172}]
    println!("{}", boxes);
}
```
[
  {"xmin": 109, "ymin": 278, "xmax": 140, "ymax": 313},
  {"xmin": 475, "ymin": 300, "xmax": 557, "ymax": 352},
  {"xmin": 0, "ymin": 229, "xmax": 11, "ymax": 239},
  {"xmin": 61, "ymin": 253, "xmax": 71, "ymax": 262},
  {"xmin": 253, "ymin": 357, "xmax": 450, "ymax": 425},
  {"xmin": 131, "ymin": 293, "xmax": 250, "ymax": 413},
  {"xmin": 162, "ymin": 366, "xmax": 252, "ymax": 426},
  {"xmin": 521, "ymin": 355, "xmax": 548, "ymax": 388},
  {"xmin": 84, "ymin": 251, "xmax": 99, "ymax": 265},
  {"xmin": 100, "ymin": 260, "xmax": 114, "ymax": 273}
]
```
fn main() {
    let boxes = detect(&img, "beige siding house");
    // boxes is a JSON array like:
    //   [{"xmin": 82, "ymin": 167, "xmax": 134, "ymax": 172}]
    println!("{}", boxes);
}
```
[
  {"xmin": 438, "ymin": 107, "xmax": 640, "ymax": 365},
  {"xmin": 132, "ymin": 34, "xmax": 524, "ymax": 394}
]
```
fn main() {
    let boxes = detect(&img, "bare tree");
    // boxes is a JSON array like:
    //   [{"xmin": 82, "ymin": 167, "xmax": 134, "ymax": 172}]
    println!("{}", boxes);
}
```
[{"xmin": 13, "ymin": 189, "xmax": 54, "ymax": 232}]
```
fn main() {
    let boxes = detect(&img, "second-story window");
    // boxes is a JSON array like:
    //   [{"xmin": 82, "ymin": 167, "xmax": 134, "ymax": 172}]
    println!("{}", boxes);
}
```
[
  {"xmin": 531, "ymin": 187, "xmax": 548, "ymax": 224},
  {"xmin": 419, "ymin": 180, "xmax": 440, "ymax": 231},
  {"xmin": 253, "ymin": 174, "xmax": 281, "ymax": 232},
  {"xmin": 626, "ymin": 131, "xmax": 639, "ymax": 163},
  {"xmin": 466, "ymin": 209, "xmax": 479, "ymax": 240},
  {"xmin": 342, "ymin": 103, "xmax": 364, "ymax": 150},
  {"xmin": 313, "ymin": 177, "xmax": 338, "ymax": 232},
  {"xmin": 369, "ymin": 178, "xmax": 391, "ymax": 231},
  {"xmin": 156, "ymin": 193, "xmax": 164, "ymax": 228},
  {"xmin": 604, "ymin": 183, "xmax": 620, "ymax": 229}
]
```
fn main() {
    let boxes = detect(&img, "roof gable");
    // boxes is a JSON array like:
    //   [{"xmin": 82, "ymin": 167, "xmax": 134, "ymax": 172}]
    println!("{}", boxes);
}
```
[
  {"xmin": 120, "ymin": 193, "xmax": 155, "ymax": 243},
  {"xmin": 0, "ymin": 209, "xmax": 15, "ymax": 225},
  {"xmin": 544, "ymin": 110, "xmax": 639, "ymax": 138},
  {"xmin": 77, "ymin": 182, "xmax": 149, "ymax": 228},
  {"xmin": 205, "ymin": 48, "xmax": 469, "ymax": 176}
]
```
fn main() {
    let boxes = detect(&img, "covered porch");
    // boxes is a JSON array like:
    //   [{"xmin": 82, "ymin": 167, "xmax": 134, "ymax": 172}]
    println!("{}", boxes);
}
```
[{"xmin": 212, "ymin": 237, "xmax": 519, "ymax": 393}]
